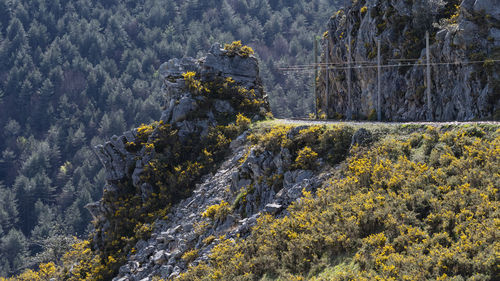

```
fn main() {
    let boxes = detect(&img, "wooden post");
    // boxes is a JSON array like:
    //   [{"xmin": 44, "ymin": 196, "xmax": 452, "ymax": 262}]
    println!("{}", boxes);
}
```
[
  {"xmin": 325, "ymin": 38, "xmax": 329, "ymax": 118},
  {"xmin": 314, "ymin": 36, "xmax": 318, "ymax": 117},
  {"xmin": 347, "ymin": 34, "xmax": 352, "ymax": 120},
  {"xmin": 426, "ymin": 31, "xmax": 433, "ymax": 121},
  {"xmin": 377, "ymin": 39, "xmax": 382, "ymax": 121}
]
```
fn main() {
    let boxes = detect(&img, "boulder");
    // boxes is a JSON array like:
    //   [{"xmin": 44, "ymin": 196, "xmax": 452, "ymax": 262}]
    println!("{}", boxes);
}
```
[
  {"xmin": 153, "ymin": 250, "xmax": 169, "ymax": 265},
  {"xmin": 171, "ymin": 96, "xmax": 198, "ymax": 123},
  {"xmin": 264, "ymin": 203, "xmax": 282, "ymax": 214},
  {"xmin": 214, "ymin": 100, "xmax": 234, "ymax": 113}
]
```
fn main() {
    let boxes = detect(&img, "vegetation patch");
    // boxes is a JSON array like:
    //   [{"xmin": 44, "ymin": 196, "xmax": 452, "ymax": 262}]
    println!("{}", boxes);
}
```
[
  {"xmin": 224, "ymin": 41, "xmax": 255, "ymax": 58},
  {"xmin": 202, "ymin": 201, "xmax": 231, "ymax": 222},
  {"xmin": 178, "ymin": 126, "xmax": 499, "ymax": 281}
]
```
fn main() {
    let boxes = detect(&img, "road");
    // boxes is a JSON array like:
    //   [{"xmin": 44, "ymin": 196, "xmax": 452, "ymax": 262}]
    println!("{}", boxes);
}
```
[{"xmin": 274, "ymin": 118, "xmax": 500, "ymax": 127}]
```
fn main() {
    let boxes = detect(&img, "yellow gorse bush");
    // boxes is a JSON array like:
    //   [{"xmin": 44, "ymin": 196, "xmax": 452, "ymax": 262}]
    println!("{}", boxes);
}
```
[
  {"xmin": 236, "ymin": 113, "xmax": 251, "ymax": 131},
  {"xmin": 202, "ymin": 200, "xmax": 231, "ymax": 221},
  {"xmin": 179, "ymin": 125, "xmax": 500, "ymax": 281},
  {"xmin": 182, "ymin": 249, "xmax": 199, "ymax": 264},
  {"xmin": 248, "ymin": 125, "xmax": 292, "ymax": 152},
  {"xmin": 294, "ymin": 146, "xmax": 319, "ymax": 170},
  {"xmin": 182, "ymin": 71, "xmax": 209, "ymax": 93},
  {"xmin": 0, "ymin": 263, "xmax": 56, "ymax": 281},
  {"xmin": 224, "ymin": 41, "xmax": 254, "ymax": 57}
]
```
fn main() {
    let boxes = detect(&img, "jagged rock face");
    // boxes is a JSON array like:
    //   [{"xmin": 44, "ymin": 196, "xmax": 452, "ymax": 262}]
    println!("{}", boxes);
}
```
[
  {"xmin": 95, "ymin": 43, "xmax": 269, "ymax": 187},
  {"xmin": 319, "ymin": 0, "xmax": 500, "ymax": 121},
  {"xmin": 159, "ymin": 43, "xmax": 269, "ymax": 125},
  {"xmin": 89, "ymin": 44, "xmax": 270, "ymax": 279},
  {"xmin": 111, "ymin": 136, "xmax": 329, "ymax": 281},
  {"xmin": 105, "ymin": 121, "xmax": 358, "ymax": 280}
]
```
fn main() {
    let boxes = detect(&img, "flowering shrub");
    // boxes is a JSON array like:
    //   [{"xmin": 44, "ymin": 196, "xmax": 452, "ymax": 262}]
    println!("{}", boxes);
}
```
[
  {"xmin": 0, "ymin": 263, "xmax": 57, "ymax": 281},
  {"xmin": 248, "ymin": 125, "xmax": 292, "ymax": 152},
  {"xmin": 248, "ymin": 124, "xmax": 353, "ymax": 167},
  {"xmin": 236, "ymin": 113, "xmax": 251, "ymax": 131},
  {"xmin": 202, "ymin": 201, "xmax": 231, "ymax": 221},
  {"xmin": 182, "ymin": 71, "xmax": 210, "ymax": 94},
  {"xmin": 179, "ymin": 126, "xmax": 499, "ymax": 280},
  {"xmin": 224, "ymin": 41, "xmax": 254, "ymax": 57},
  {"xmin": 294, "ymin": 146, "xmax": 319, "ymax": 170},
  {"xmin": 182, "ymin": 249, "xmax": 199, "ymax": 264}
]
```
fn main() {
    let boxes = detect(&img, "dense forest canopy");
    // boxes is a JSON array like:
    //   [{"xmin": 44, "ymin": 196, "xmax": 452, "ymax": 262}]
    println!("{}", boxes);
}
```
[{"xmin": 0, "ymin": 0, "xmax": 342, "ymax": 276}]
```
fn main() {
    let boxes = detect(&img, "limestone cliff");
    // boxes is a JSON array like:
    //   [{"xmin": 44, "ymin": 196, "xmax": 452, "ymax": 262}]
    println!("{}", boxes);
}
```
[{"xmin": 318, "ymin": 0, "xmax": 500, "ymax": 121}]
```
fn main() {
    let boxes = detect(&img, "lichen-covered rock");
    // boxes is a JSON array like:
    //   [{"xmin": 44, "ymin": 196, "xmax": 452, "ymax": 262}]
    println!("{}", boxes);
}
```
[
  {"xmin": 110, "ymin": 129, "xmax": 332, "ymax": 281},
  {"xmin": 318, "ymin": 0, "xmax": 499, "ymax": 121},
  {"xmin": 89, "ymin": 43, "xmax": 271, "ymax": 279},
  {"xmin": 92, "ymin": 43, "xmax": 353, "ymax": 281}
]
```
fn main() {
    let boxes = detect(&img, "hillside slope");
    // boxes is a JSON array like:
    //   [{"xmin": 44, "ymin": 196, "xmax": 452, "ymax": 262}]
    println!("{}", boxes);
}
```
[
  {"xmin": 317, "ymin": 0, "xmax": 500, "ymax": 121},
  {"xmin": 2, "ymin": 44, "xmax": 499, "ymax": 281},
  {"xmin": 83, "ymin": 46, "xmax": 500, "ymax": 281}
]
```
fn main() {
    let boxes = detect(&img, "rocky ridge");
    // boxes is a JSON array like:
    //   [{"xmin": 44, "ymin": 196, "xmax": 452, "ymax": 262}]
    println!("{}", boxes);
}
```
[
  {"xmin": 112, "ymin": 134, "xmax": 331, "ymax": 281},
  {"xmin": 319, "ymin": 0, "xmax": 500, "ymax": 121},
  {"xmin": 90, "ymin": 44, "xmax": 337, "ymax": 280}
]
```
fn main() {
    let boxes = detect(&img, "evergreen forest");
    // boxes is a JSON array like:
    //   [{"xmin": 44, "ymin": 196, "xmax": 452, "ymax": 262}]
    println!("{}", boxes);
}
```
[{"xmin": 0, "ymin": 0, "xmax": 342, "ymax": 276}]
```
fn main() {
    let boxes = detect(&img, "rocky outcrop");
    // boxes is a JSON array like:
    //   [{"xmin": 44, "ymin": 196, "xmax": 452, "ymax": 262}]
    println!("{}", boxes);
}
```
[
  {"xmin": 91, "ymin": 42, "xmax": 357, "ymax": 280},
  {"xmin": 95, "ymin": 43, "xmax": 269, "ymax": 188},
  {"xmin": 90, "ymin": 43, "xmax": 270, "ymax": 280},
  {"xmin": 158, "ymin": 43, "xmax": 269, "ymax": 125},
  {"xmin": 318, "ymin": 0, "xmax": 500, "ymax": 121},
  {"xmin": 111, "ymin": 134, "xmax": 330, "ymax": 281}
]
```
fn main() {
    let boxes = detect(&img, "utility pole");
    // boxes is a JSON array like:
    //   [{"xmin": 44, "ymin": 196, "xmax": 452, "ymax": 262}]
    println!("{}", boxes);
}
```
[
  {"xmin": 314, "ymin": 36, "xmax": 318, "ymax": 117},
  {"xmin": 325, "ymin": 38, "xmax": 329, "ymax": 118},
  {"xmin": 347, "ymin": 34, "xmax": 352, "ymax": 120},
  {"xmin": 426, "ymin": 31, "xmax": 433, "ymax": 121},
  {"xmin": 377, "ymin": 39, "xmax": 382, "ymax": 121}
]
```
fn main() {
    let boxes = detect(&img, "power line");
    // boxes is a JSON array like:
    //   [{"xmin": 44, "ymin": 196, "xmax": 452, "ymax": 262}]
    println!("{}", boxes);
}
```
[
  {"xmin": 280, "ymin": 59, "xmax": 500, "ymax": 70},
  {"xmin": 387, "ymin": 58, "xmax": 422, "ymax": 61},
  {"xmin": 299, "ymin": 30, "xmax": 496, "ymax": 121},
  {"xmin": 288, "ymin": 61, "xmax": 377, "ymax": 67},
  {"xmin": 278, "ymin": 59, "xmax": 500, "ymax": 72}
]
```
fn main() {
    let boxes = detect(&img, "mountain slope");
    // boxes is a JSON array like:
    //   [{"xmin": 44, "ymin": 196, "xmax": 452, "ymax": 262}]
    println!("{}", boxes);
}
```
[{"xmin": 2, "ymin": 44, "xmax": 499, "ymax": 281}]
